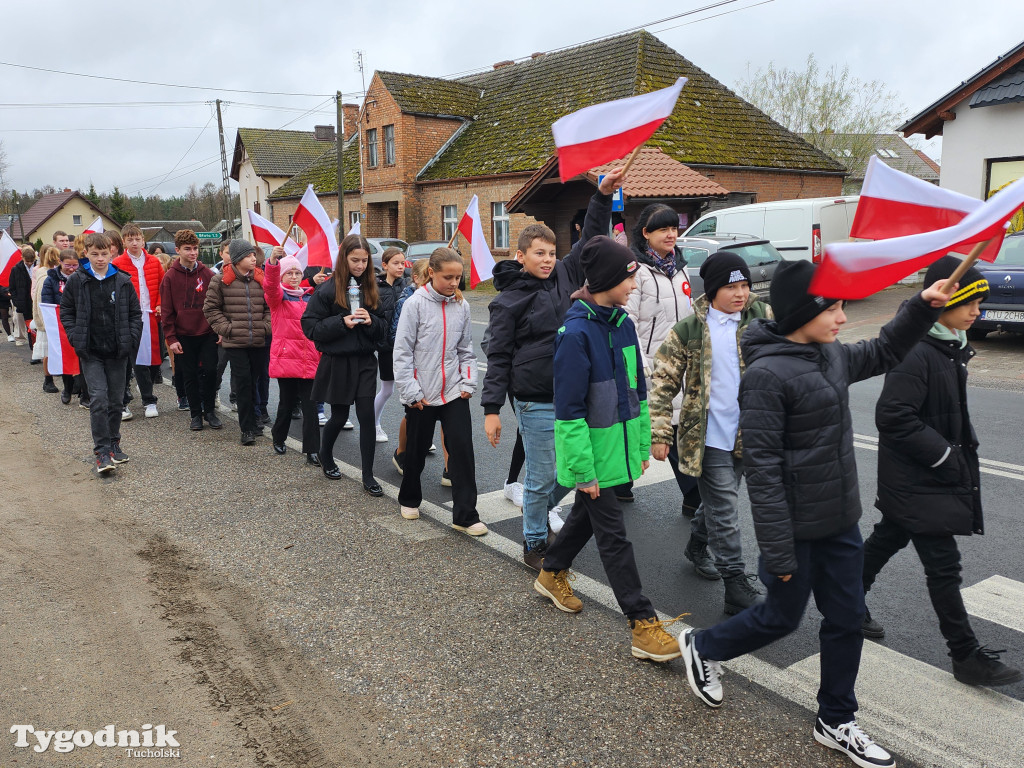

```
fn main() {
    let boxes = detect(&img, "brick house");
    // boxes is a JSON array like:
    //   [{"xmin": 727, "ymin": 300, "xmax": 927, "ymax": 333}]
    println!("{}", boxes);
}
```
[{"xmin": 268, "ymin": 31, "xmax": 844, "ymax": 259}]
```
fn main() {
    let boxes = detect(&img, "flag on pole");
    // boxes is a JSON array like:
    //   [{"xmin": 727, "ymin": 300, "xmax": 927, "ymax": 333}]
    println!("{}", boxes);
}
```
[
  {"xmin": 812, "ymin": 175, "xmax": 1024, "ymax": 299},
  {"xmin": 552, "ymin": 77, "xmax": 687, "ymax": 183},
  {"xmin": 247, "ymin": 209, "xmax": 300, "ymax": 255},
  {"xmin": 348, "ymin": 219, "xmax": 361, "ymax": 236},
  {"xmin": 850, "ymin": 157, "xmax": 1002, "ymax": 261},
  {"xmin": 83, "ymin": 216, "xmax": 104, "ymax": 234},
  {"xmin": 0, "ymin": 229, "xmax": 20, "ymax": 287},
  {"xmin": 39, "ymin": 303, "xmax": 79, "ymax": 375},
  {"xmin": 292, "ymin": 185, "xmax": 338, "ymax": 270},
  {"xmin": 136, "ymin": 310, "xmax": 161, "ymax": 366},
  {"xmin": 456, "ymin": 195, "xmax": 495, "ymax": 289}
]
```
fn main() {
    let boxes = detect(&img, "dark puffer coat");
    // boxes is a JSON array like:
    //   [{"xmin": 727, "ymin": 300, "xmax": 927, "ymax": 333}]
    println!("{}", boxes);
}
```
[
  {"xmin": 300, "ymin": 275, "xmax": 386, "ymax": 356},
  {"xmin": 738, "ymin": 294, "xmax": 939, "ymax": 575},
  {"xmin": 59, "ymin": 261, "xmax": 142, "ymax": 360},
  {"xmin": 376, "ymin": 274, "xmax": 409, "ymax": 351},
  {"xmin": 875, "ymin": 333, "xmax": 982, "ymax": 536},
  {"xmin": 203, "ymin": 264, "xmax": 270, "ymax": 348}
]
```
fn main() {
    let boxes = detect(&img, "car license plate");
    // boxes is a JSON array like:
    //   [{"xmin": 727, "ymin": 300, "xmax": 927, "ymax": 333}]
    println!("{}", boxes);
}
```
[
  {"xmin": 752, "ymin": 281, "xmax": 770, "ymax": 291},
  {"xmin": 982, "ymin": 310, "xmax": 1024, "ymax": 322}
]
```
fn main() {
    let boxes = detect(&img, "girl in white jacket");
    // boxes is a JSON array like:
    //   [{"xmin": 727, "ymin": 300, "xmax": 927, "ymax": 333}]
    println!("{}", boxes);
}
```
[{"xmin": 392, "ymin": 248, "xmax": 485, "ymax": 534}]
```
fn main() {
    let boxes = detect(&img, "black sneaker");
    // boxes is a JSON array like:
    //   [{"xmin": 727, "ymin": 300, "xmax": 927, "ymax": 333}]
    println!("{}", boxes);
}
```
[
  {"xmin": 862, "ymin": 609, "xmax": 885, "ymax": 640},
  {"xmin": 441, "ymin": 468, "xmax": 452, "ymax": 487},
  {"xmin": 392, "ymin": 450, "xmax": 404, "ymax": 475},
  {"xmin": 684, "ymin": 537, "xmax": 721, "ymax": 581},
  {"xmin": 523, "ymin": 541, "xmax": 548, "ymax": 572},
  {"xmin": 291, "ymin": 405, "xmax": 302, "ymax": 419},
  {"xmin": 79, "ymin": 397, "xmax": 91, "ymax": 409},
  {"xmin": 205, "ymin": 411, "xmax": 223, "ymax": 429},
  {"xmin": 95, "ymin": 453, "xmax": 116, "ymax": 474},
  {"xmin": 177, "ymin": 397, "xmax": 190, "ymax": 411},
  {"xmin": 190, "ymin": 415, "xmax": 204, "ymax": 431},
  {"xmin": 110, "ymin": 442, "xmax": 129, "ymax": 464},
  {"xmin": 813, "ymin": 718, "xmax": 894, "ymax": 768},
  {"xmin": 240, "ymin": 432, "xmax": 257, "ymax": 446},
  {"xmin": 952, "ymin": 647, "xmax": 1024, "ymax": 687},
  {"xmin": 61, "ymin": 390, "xmax": 72, "ymax": 405},
  {"xmin": 43, "ymin": 379, "xmax": 59, "ymax": 393},
  {"xmin": 723, "ymin": 573, "xmax": 764, "ymax": 615},
  {"xmin": 259, "ymin": 409, "xmax": 272, "ymax": 426},
  {"xmin": 682, "ymin": 629, "xmax": 724, "ymax": 708}
]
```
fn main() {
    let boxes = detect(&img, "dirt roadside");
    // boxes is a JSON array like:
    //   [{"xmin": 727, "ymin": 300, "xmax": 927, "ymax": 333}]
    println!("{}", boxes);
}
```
[{"xmin": 0, "ymin": 382, "xmax": 409, "ymax": 767}]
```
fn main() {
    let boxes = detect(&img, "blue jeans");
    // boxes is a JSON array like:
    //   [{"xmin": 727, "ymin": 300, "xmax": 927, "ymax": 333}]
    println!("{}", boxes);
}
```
[
  {"xmin": 691, "ymin": 446, "xmax": 745, "ymax": 577},
  {"xmin": 514, "ymin": 399, "xmax": 568, "ymax": 548}
]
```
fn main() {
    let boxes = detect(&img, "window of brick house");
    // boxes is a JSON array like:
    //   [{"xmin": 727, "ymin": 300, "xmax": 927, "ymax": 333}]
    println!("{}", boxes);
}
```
[
  {"xmin": 383, "ymin": 125, "xmax": 396, "ymax": 165},
  {"xmin": 491, "ymin": 202, "xmax": 509, "ymax": 249},
  {"xmin": 367, "ymin": 128, "xmax": 378, "ymax": 168},
  {"xmin": 349, "ymin": 210, "xmax": 360, "ymax": 230},
  {"xmin": 442, "ymin": 205, "xmax": 458, "ymax": 241}
]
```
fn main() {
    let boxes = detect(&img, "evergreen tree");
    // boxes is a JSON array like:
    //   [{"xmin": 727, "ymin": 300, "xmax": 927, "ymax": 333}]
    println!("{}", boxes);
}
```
[
  {"xmin": 109, "ymin": 186, "xmax": 135, "ymax": 225},
  {"xmin": 85, "ymin": 182, "xmax": 101, "ymax": 207}
]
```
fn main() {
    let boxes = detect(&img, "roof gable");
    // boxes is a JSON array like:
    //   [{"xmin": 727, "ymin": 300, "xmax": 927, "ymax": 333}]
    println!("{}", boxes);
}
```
[
  {"xmin": 376, "ymin": 71, "xmax": 479, "ymax": 118},
  {"xmin": 231, "ymin": 128, "xmax": 330, "ymax": 179},
  {"xmin": 12, "ymin": 191, "xmax": 115, "ymax": 239},
  {"xmin": 418, "ymin": 31, "xmax": 844, "ymax": 181},
  {"xmin": 267, "ymin": 139, "xmax": 361, "ymax": 201}
]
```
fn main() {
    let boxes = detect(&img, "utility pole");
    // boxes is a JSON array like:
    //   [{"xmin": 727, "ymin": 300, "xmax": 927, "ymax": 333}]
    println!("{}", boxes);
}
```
[
  {"xmin": 215, "ymin": 99, "xmax": 232, "ymax": 239},
  {"xmin": 336, "ymin": 91, "xmax": 344, "ymax": 243}
]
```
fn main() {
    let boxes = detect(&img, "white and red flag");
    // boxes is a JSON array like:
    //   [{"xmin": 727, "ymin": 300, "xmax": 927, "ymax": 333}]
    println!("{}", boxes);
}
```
[
  {"xmin": 292, "ymin": 185, "xmax": 338, "ymax": 270},
  {"xmin": 247, "ymin": 209, "xmax": 300, "ymax": 255},
  {"xmin": 813, "ymin": 174, "xmax": 1024, "ymax": 299},
  {"xmin": 552, "ymin": 77, "xmax": 687, "ymax": 182},
  {"xmin": 348, "ymin": 219, "xmax": 361, "ymax": 236},
  {"xmin": 39, "ymin": 303, "xmax": 79, "ymax": 375},
  {"xmin": 456, "ymin": 195, "xmax": 495, "ymax": 289},
  {"xmin": 136, "ymin": 310, "xmax": 161, "ymax": 366},
  {"xmin": 83, "ymin": 216, "xmax": 104, "ymax": 234},
  {"xmin": 0, "ymin": 229, "xmax": 20, "ymax": 287}
]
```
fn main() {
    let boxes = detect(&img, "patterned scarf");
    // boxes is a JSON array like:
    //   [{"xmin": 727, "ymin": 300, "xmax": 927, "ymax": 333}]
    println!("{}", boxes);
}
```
[{"xmin": 647, "ymin": 245, "xmax": 676, "ymax": 279}]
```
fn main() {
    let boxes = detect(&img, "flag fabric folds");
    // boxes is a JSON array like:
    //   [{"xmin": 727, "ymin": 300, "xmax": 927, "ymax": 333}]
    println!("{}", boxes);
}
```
[
  {"xmin": 247, "ymin": 210, "xmax": 300, "ymax": 255},
  {"xmin": 292, "ymin": 186, "xmax": 338, "ymax": 270},
  {"xmin": 812, "ymin": 173, "xmax": 1024, "ymax": 299},
  {"xmin": 136, "ymin": 310, "xmax": 161, "ymax": 366},
  {"xmin": 552, "ymin": 77, "xmax": 687, "ymax": 183},
  {"xmin": 0, "ymin": 230, "xmax": 20, "ymax": 287},
  {"xmin": 348, "ymin": 219, "xmax": 361, "ymax": 236},
  {"xmin": 83, "ymin": 216, "xmax": 104, "ymax": 235},
  {"xmin": 457, "ymin": 195, "xmax": 496, "ymax": 289},
  {"xmin": 39, "ymin": 303, "xmax": 79, "ymax": 375}
]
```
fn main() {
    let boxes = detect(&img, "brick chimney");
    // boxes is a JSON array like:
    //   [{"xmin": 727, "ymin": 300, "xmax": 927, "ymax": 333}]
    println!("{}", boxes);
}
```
[
  {"xmin": 342, "ymin": 103, "xmax": 359, "ymax": 140},
  {"xmin": 313, "ymin": 124, "xmax": 336, "ymax": 142}
]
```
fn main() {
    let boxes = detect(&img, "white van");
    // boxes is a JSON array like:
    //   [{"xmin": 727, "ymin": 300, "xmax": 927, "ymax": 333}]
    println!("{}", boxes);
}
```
[{"xmin": 683, "ymin": 196, "xmax": 859, "ymax": 263}]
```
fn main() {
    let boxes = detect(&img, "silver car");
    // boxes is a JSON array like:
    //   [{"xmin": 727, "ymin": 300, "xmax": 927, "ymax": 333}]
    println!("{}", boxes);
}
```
[{"xmin": 677, "ymin": 234, "xmax": 784, "ymax": 301}]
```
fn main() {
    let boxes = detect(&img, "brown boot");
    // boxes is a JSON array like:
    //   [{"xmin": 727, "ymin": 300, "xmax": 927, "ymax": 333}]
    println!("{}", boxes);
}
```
[
  {"xmin": 534, "ymin": 569, "xmax": 582, "ymax": 613},
  {"xmin": 630, "ymin": 616, "xmax": 682, "ymax": 662}
]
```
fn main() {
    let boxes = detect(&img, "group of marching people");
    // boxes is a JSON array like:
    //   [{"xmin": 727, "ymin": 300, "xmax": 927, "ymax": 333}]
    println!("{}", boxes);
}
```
[{"xmin": 5, "ymin": 164, "xmax": 1021, "ymax": 768}]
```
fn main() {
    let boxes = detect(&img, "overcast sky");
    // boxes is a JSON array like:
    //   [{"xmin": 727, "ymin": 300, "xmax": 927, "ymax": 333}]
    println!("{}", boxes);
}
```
[{"xmin": 1, "ymin": 0, "xmax": 1019, "ymax": 199}]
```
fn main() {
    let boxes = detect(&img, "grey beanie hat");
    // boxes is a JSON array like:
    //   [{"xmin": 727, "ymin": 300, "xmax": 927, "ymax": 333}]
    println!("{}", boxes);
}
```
[{"xmin": 228, "ymin": 239, "xmax": 257, "ymax": 265}]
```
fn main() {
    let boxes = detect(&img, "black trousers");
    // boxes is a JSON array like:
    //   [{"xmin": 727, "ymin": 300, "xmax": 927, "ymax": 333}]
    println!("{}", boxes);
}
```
[
  {"xmin": 399, "ymin": 398, "xmax": 479, "ymax": 526},
  {"xmin": 225, "ymin": 347, "xmax": 263, "ymax": 435},
  {"xmin": 254, "ymin": 342, "xmax": 271, "ymax": 416},
  {"xmin": 272, "ymin": 378, "xmax": 320, "ymax": 454},
  {"xmin": 863, "ymin": 516, "xmax": 978, "ymax": 661},
  {"xmin": 543, "ymin": 487, "xmax": 655, "ymax": 621},
  {"xmin": 178, "ymin": 333, "xmax": 219, "ymax": 417}
]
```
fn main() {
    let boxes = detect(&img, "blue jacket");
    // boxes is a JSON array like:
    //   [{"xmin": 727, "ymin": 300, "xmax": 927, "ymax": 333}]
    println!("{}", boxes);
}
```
[{"xmin": 553, "ymin": 290, "xmax": 651, "ymax": 489}]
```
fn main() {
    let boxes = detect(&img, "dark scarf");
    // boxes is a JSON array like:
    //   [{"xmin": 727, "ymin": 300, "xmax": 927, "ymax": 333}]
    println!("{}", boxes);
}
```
[{"xmin": 647, "ymin": 246, "xmax": 676, "ymax": 279}]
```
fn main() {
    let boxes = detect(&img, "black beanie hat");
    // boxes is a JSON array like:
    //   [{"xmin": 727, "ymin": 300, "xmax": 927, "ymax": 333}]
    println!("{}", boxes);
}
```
[
  {"xmin": 699, "ymin": 250, "xmax": 752, "ymax": 301},
  {"xmin": 924, "ymin": 255, "xmax": 989, "ymax": 310},
  {"xmin": 581, "ymin": 236, "xmax": 640, "ymax": 293},
  {"xmin": 771, "ymin": 260, "xmax": 839, "ymax": 335},
  {"xmin": 229, "ymin": 239, "xmax": 257, "ymax": 265}
]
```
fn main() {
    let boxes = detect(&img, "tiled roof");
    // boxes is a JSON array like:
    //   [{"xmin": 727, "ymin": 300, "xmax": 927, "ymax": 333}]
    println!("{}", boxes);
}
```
[
  {"xmin": 10, "ymin": 190, "xmax": 78, "ymax": 238},
  {"xmin": 801, "ymin": 133, "xmax": 939, "ymax": 182},
  {"xmin": 418, "ymin": 31, "xmax": 843, "ymax": 181},
  {"xmin": 586, "ymin": 148, "xmax": 728, "ymax": 198},
  {"xmin": 232, "ymin": 128, "xmax": 331, "ymax": 178},
  {"xmin": 376, "ymin": 71, "xmax": 479, "ymax": 118},
  {"xmin": 969, "ymin": 61, "xmax": 1024, "ymax": 107},
  {"xmin": 267, "ymin": 140, "xmax": 361, "ymax": 200},
  {"xmin": 916, "ymin": 150, "xmax": 941, "ymax": 174}
]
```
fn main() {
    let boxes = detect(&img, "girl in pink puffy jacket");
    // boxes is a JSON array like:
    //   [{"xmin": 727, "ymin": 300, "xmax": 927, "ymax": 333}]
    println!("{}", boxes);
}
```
[{"xmin": 265, "ymin": 247, "xmax": 322, "ymax": 467}]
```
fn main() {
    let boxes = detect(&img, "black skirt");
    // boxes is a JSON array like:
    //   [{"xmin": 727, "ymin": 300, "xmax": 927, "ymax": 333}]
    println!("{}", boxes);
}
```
[
  {"xmin": 377, "ymin": 346, "xmax": 394, "ymax": 382},
  {"xmin": 311, "ymin": 352, "xmax": 378, "ymax": 405}
]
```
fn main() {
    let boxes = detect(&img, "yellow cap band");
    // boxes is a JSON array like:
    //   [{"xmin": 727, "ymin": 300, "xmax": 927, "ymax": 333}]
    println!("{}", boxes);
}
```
[{"xmin": 949, "ymin": 277, "xmax": 989, "ymax": 306}]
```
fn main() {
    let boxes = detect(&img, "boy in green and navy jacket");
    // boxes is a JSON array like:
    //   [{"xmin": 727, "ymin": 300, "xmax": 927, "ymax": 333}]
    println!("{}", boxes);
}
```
[{"xmin": 534, "ymin": 236, "xmax": 681, "ymax": 663}]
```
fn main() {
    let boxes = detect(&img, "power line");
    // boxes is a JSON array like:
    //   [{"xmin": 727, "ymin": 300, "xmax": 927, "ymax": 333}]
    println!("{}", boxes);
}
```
[
  {"xmin": 0, "ymin": 126, "xmax": 216, "ymax": 132},
  {"xmin": 142, "ymin": 113, "xmax": 216, "ymax": 196},
  {"xmin": 650, "ymin": 0, "xmax": 774, "ymax": 32}
]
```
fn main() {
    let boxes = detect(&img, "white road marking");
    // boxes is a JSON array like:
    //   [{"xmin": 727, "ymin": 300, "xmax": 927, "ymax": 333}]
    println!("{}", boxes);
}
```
[
  {"xmin": 854, "ymin": 433, "xmax": 1024, "ymax": 481},
  {"xmin": 962, "ymin": 575, "xmax": 1024, "ymax": 634}
]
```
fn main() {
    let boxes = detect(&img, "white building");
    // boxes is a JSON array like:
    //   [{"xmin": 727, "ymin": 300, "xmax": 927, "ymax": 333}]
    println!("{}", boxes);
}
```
[{"xmin": 901, "ymin": 39, "xmax": 1024, "ymax": 200}]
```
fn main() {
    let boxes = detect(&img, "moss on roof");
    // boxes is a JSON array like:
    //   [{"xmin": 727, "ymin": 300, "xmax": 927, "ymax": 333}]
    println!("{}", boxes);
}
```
[
  {"xmin": 237, "ymin": 128, "xmax": 330, "ymax": 177},
  {"xmin": 417, "ymin": 31, "xmax": 844, "ymax": 180},
  {"xmin": 376, "ymin": 71, "xmax": 479, "ymax": 118},
  {"xmin": 267, "ymin": 140, "xmax": 361, "ymax": 200}
]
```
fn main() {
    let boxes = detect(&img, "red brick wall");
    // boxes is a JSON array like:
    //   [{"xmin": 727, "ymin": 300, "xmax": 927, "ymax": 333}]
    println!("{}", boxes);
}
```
[{"xmin": 691, "ymin": 167, "xmax": 843, "ymax": 202}]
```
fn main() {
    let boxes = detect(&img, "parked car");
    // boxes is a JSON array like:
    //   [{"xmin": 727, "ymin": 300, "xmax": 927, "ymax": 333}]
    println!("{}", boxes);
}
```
[
  {"xmin": 676, "ymin": 234, "xmax": 784, "ymax": 301},
  {"xmin": 969, "ymin": 231, "xmax": 1024, "ymax": 340},
  {"xmin": 147, "ymin": 240, "xmax": 177, "ymax": 256},
  {"xmin": 365, "ymin": 238, "xmax": 408, "ymax": 273},
  {"xmin": 684, "ymin": 197, "xmax": 858, "ymax": 263}
]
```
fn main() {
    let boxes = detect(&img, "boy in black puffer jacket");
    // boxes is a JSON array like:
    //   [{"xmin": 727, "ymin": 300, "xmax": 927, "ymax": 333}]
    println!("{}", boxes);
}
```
[
  {"xmin": 862, "ymin": 256, "xmax": 1021, "ymax": 688},
  {"xmin": 681, "ymin": 259, "xmax": 952, "ymax": 768}
]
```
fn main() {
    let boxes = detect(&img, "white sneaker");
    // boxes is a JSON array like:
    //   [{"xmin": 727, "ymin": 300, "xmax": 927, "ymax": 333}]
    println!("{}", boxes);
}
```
[
  {"xmin": 121, "ymin": 407, "xmax": 133, "ymax": 421},
  {"xmin": 813, "ymin": 719, "xmax": 894, "ymax": 768},
  {"xmin": 6, "ymin": 334, "xmax": 13, "ymax": 342},
  {"xmin": 427, "ymin": 442, "xmax": 437, "ymax": 454},
  {"xmin": 400, "ymin": 505, "xmax": 419, "ymax": 520},
  {"xmin": 144, "ymin": 403, "xmax": 158, "ymax": 418},
  {"xmin": 318, "ymin": 412, "xmax": 328, "ymax": 426},
  {"xmin": 452, "ymin": 521, "xmax": 488, "ymax": 536},
  {"xmin": 503, "ymin": 481, "xmax": 524, "ymax": 507},
  {"xmin": 683, "ymin": 628, "xmax": 724, "ymax": 708},
  {"xmin": 548, "ymin": 506, "xmax": 565, "ymax": 533},
  {"xmin": 375, "ymin": 425, "xmax": 388, "ymax": 443},
  {"xmin": 342, "ymin": 419, "xmax": 354, "ymax": 430}
]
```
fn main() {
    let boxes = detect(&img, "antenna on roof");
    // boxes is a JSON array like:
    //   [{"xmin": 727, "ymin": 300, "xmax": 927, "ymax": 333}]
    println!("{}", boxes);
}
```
[{"xmin": 353, "ymin": 50, "xmax": 367, "ymax": 96}]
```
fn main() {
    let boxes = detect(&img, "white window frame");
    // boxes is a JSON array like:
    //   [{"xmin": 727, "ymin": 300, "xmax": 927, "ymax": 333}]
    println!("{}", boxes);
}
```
[
  {"xmin": 349, "ymin": 210, "xmax": 360, "ymax": 229},
  {"xmin": 367, "ymin": 128, "xmax": 378, "ymax": 168},
  {"xmin": 442, "ymin": 205, "xmax": 458, "ymax": 241},
  {"xmin": 491, "ymin": 202, "xmax": 509, "ymax": 249},
  {"xmin": 383, "ymin": 124, "xmax": 396, "ymax": 165}
]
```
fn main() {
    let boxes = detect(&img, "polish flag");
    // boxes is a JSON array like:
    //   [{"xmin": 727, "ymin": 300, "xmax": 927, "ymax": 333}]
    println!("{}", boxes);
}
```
[
  {"xmin": 457, "ymin": 195, "xmax": 495, "ymax": 289},
  {"xmin": 850, "ymin": 157, "xmax": 1002, "ymax": 261},
  {"xmin": 552, "ymin": 77, "xmax": 687, "ymax": 183},
  {"xmin": 39, "ymin": 303, "xmax": 79, "ymax": 375},
  {"xmin": 292, "ymin": 185, "xmax": 338, "ymax": 270},
  {"xmin": 136, "ymin": 310, "xmax": 162, "ymax": 366},
  {"xmin": 0, "ymin": 229, "xmax": 20, "ymax": 287},
  {"xmin": 247, "ymin": 209, "xmax": 299, "ymax": 255},
  {"xmin": 812, "ymin": 174, "xmax": 1024, "ymax": 299},
  {"xmin": 348, "ymin": 219, "xmax": 361, "ymax": 236},
  {"xmin": 83, "ymin": 216, "xmax": 104, "ymax": 234}
]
